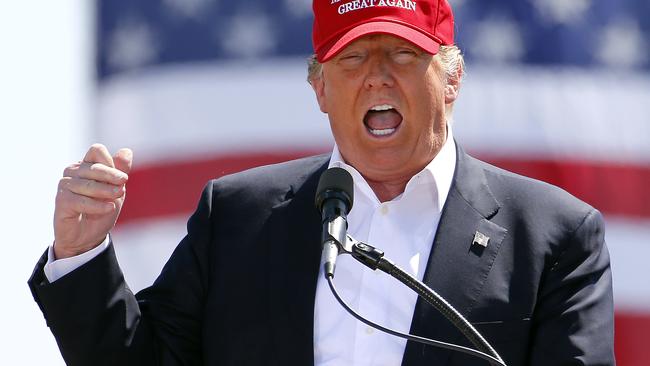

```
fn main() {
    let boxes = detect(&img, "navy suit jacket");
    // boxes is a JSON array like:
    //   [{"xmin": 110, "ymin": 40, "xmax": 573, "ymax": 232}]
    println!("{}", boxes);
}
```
[{"xmin": 29, "ymin": 145, "xmax": 615, "ymax": 365}]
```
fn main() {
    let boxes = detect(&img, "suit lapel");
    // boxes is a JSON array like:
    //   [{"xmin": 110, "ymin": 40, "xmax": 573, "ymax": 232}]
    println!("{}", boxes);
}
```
[
  {"xmin": 402, "ymin": 146, "xmax": 508, "ymax": 366},
  {"xmin": 266, "ymin": 159, "xmax": 328, "ymax": 366}
]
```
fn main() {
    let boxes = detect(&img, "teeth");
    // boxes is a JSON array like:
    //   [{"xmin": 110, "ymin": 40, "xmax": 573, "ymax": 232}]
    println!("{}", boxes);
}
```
[
  {"xmin": 369, "ymin": 128, "xmax": 396, "ymax": 136},
  {"xmin": 370, "ymin": 104, "xmax": 395, "ymax": 111}
]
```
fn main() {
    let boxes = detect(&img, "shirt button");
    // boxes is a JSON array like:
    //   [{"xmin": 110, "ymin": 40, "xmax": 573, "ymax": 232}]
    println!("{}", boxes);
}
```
[
  {"xmin": 380, "ymin": 205, "xmax": 389, "ymax": 215},
  {"xmin": 365, "ymin": 326, "xmax": 375, "ymax": 335}
]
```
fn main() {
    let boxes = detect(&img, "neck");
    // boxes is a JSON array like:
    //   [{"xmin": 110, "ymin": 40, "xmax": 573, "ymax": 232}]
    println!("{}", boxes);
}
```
[{"xmin": 365, "ymin": 176, "xmax": 410, "ymax": 202}]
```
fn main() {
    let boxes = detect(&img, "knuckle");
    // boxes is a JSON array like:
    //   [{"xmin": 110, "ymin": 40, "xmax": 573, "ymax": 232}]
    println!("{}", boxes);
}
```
[
  {"xmin": 63, "ymin": 163, "xmax": 78, "ymax": 177},
  {"xmin": 57, "ymin": 177, "xmax": 70, "ymax": 190},
  {"xmin": 57, "ymin": 178, "xmax": 73, "ymax": 197}
]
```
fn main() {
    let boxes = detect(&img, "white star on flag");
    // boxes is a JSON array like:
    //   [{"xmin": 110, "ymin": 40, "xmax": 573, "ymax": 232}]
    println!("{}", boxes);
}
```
[
  {"xmin": 217, "ymin": 12, "xmax": 277, "ymax": 59},
  {"xmin": 163, "ymin": 0, "xmax": 217, "ymax": 20},
  {"xmin": 596, "ymin": 19, "xmax": 648, "ymax": 69},
  {"xmin": 284, "ymin": 0, "xmax": 313, "ymax": 17},
  {"xmin": 108, "ymin": 19, "xmax": 160, "ymax": 71},
  {"xmin": 530, "ymin": 0, "xmax": 592, "ymax": 25},
  {"xmin": 469, "ymin": 17, "xmax": 525, "ymax": 64}
]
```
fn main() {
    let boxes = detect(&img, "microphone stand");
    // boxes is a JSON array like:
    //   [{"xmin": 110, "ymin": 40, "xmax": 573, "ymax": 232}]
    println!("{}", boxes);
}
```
[{"xmin": 328, "ymin": 233, "xmax": 507, "ymax": 366}]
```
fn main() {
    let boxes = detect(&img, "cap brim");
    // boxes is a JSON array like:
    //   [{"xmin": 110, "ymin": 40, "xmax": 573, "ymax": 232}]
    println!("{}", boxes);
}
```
[{"xmin": 316, "ymin": 21, "xmax": 441, "ymax": 63}]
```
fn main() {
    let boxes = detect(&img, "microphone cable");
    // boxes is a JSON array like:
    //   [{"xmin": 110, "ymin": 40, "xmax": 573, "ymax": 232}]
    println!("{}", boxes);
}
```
[
  {"xmin": 325, "ymin": 250, "xmax": 506, "ymax": 366},
  {"xmin": 326, "ymin": 276, "xmax": 506, "ymax": 366}
]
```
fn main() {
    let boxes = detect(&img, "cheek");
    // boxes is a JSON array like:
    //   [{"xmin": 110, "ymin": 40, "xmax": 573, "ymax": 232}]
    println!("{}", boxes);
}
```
[
  {"xmin": 408, "ymin": 76, "xmax": 447, "ymax": 137},
  {"xmin": 324, "ymin": 79, "xmax": 357, "ymax": 118},
  {"xmin": 422, "ymin": 78, "xmax": 446, "ymax": 114},
  {"xmin": 423, "ymin": 72, "xmax": 444, "ymax": 98},
  {"xmin": 322, "ymin": 83, "xmax": 357, "ymax": 141},
  {"xmin": 410, "ymin": 80, "xmax": 439, "ymax": 114}
]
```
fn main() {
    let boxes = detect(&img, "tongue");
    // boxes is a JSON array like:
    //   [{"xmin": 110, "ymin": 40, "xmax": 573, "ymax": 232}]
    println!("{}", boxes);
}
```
[{"xmin": 365, "ymin": 110, "xmax": 402, "ymax": 130}]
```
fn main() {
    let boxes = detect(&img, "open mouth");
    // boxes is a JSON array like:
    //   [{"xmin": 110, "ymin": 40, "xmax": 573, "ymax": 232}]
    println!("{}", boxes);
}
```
[{"xmin": 363, "ymin": 104, "xmax": 403, "ymax": 137}]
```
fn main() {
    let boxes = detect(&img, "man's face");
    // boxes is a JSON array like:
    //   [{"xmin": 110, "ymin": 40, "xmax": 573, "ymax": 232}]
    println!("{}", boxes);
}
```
[{"xmin": 312, "ymin": 34, "xmax": 459, "ymax": 184}]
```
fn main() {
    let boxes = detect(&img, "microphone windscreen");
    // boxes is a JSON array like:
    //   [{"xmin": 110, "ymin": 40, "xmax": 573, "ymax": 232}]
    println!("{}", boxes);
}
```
[{"xmin": 315, "ymin": 167, "xmax": 354, "ymax": 211}]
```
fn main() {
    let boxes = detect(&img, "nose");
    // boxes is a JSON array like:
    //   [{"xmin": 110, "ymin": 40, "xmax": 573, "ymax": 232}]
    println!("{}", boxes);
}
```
[{"xmin": 364, "ymin": 55, "xmax": 394, "ymax": 89}]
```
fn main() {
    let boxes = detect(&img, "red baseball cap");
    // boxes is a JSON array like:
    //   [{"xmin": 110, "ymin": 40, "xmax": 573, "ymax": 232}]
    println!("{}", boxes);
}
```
[{"xmin": 312, "ymin": 0, "xmax": 455, "ymax": 62}]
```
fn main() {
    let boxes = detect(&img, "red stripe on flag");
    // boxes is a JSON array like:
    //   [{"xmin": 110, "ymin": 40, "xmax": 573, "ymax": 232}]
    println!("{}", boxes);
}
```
[
  {"xmin": 481, "ymin": 156, "xmax": 650, "ymax": 219},
  {"xmin": 615, "ymin": 312, "xmax": 650, "ymax": 366},
  {"xmin": 119, "ymin": 150, "xmax": 325, "ymax": 224},
  {"xmin": 119, "ymin": 151, "xmax": 650, "ymax": 224}
]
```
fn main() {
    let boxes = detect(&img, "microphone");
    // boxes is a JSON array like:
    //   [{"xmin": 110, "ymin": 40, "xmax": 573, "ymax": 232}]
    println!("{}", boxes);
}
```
[{"xmin": 315, "ymin": 167, "xmax": 354, "ymax": 278}]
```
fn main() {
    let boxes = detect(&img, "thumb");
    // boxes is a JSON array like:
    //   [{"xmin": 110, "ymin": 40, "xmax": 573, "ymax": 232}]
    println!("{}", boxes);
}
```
[{"xmin": 113, "ymin": 148, "xmax": 133, "ymax": 175}]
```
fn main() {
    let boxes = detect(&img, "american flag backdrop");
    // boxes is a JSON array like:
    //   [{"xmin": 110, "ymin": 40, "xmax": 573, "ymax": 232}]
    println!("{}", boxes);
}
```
[{"xmin": 96, "ymin": 0, "xmax": 650, "ymax": 364}]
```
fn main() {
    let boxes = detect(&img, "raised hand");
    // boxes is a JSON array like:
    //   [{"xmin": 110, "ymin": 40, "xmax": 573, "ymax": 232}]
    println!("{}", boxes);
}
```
[{"xmin": 53, "ymin": 144, "xmax": 133, "ymax": 259}]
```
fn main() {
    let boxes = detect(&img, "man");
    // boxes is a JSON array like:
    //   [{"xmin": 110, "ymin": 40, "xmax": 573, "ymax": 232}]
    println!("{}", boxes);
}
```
[{"xmin": 29, "ymin": 0, "xmax": 615, "ymax": 365}]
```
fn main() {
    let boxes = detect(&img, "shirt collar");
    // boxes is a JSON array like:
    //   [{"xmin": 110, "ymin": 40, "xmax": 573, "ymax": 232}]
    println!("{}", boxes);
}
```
[{"xmin": 328, "ymin": 125, "xmax": 457, "ymax": 209}]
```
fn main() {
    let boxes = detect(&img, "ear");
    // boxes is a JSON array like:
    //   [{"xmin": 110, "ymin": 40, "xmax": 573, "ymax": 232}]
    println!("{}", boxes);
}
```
[
  {"xmin": 310, "ymin": 75, "xmax": 328, "ymax": 113},
  {"xmin": 444, "ymin": 66, "xmax": 463, "ymax": 104}
]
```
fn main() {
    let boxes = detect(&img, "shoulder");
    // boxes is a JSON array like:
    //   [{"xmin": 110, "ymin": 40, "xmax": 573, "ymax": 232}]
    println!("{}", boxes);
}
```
[
  {"xmin": 216, "ymin": 153, "xmax": 330, "ymax": 185},
  {"xmin": 461, "ymin": 152, "xmax": 608, "ymax": 285},
  {"xmin": 202, "ymin": 153, "xmax": 330, "ymax": 208}
]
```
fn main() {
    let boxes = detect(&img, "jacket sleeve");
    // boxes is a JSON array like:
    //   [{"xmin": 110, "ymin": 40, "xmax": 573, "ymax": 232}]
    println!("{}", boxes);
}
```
[
  {"xmin": 528, "ymin": 209, "xmax": 615, "ymax": 366},
  {"xmin": 27, "ymin": 181, "xmax": 217, "ymax": 366}
]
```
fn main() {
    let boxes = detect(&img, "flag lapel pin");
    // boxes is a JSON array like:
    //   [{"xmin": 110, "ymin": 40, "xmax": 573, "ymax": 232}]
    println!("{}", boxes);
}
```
[{"xmin": 473, "ymin": 231, "xmax": 490, "ymax": 248}]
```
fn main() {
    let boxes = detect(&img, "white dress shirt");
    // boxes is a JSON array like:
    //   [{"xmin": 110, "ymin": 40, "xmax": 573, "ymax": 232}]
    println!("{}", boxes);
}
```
[
  {"xmin": 314, "ymin": 133, "xmax": 456, "ymax": 366},
  {"xmin": 44, "ymin": 235, "xmax": 110, "ymax": 282},
  {"xmin": 44, "ymin": 129, "xmax": 457, "ymax": 366}
]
